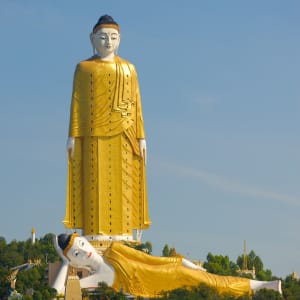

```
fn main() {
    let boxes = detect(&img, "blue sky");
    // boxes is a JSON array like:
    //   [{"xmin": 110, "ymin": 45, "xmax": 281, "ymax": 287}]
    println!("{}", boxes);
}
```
[{"xmin": 0, "ymin": 1, "xmax": 299, "ymax": 278}]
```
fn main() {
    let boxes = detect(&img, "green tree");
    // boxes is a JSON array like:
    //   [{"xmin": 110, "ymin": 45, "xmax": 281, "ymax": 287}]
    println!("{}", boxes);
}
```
[
  {"xmin": 282, "ymin": 275, "xmax": 300, "ymax": 300},
  {"xmin": 252, "ymin": 288, "xmax": 282, "ymax": 300},
  {"xmin": 95, "ymin": 281, "xmax": 126, "ymax": 299},
  {"xmin": 39, "ymin": 233, "xmax": 59, "ymax": 263},
  {"xmin": 0, "ymin": 236, "xmax": 6, "ymax": 250},
  {"xmin": 162, "ymin": 244, "xmax": 170, "ymax": 257},
  {"xmin": 204, "ymin": 252, "xmax": 238, "ymax": 276},
  {"xmin": 196, "ymin": 283, "xmax": 221, "ymax": 299},
  {"xmin": 0, "ymin": 266, "xmax": 9, "ymax": 298},
  {"xmin": 0, "ymin": 233, "xmax": 60, "ymax": 299},
  {"xmin": 33, "ymin": 290, "xmax": 43, "ymax": 300},
  {"xmin": 256, "ymin": 269, "xmax": 273, "ymax": 281},
  {"xmin": 1, "ymin": 240, "xmax": 23, "ymax": 268},
  {"xmin": 158, "ymin": 286, "xmax": 194, "ymax": 300},
  {"xmin": 144, "ymin": 241, "xmax": 153, "ymax": 254}
]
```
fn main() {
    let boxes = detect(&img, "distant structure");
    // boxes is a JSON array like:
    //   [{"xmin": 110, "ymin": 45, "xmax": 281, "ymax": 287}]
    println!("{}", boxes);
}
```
[
  {"xmin": 238, "ymin": 240, "xmax": 256, "ymax": 278},
  {"xmin": 31, "ymin": 227, "xmax": 36, "ymax": 245},
  {"xmin": 292, "ymin": 271, "xmax": 299, "ymax": 280},
  {"xmin": 7, "ymin": 261, "xmax": 40, "ymax": 299},
  {"xmin": 242, "ymin": 240, "xmax": 248, "ymax": 271}
]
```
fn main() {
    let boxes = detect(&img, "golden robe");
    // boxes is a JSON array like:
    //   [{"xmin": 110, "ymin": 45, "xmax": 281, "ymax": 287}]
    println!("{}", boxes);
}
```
[
  {"xmin": 104, "ymin": 243, "xmax": 251, "ymax": 298},
  {"xmin": 63, "ymin": 56, "xmax": 151, "ymax": 236}
]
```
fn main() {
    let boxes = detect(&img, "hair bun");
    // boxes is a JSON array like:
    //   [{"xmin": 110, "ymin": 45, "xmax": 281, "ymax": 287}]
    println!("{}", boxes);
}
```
[{"xmin": 58, "ymin": 233, "xmax": 71, "ymax": 250}]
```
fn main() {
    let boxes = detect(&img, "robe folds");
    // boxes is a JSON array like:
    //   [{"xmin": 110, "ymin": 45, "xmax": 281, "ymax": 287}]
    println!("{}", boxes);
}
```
[
  {"xmin": 63, "ymin": 56, "xmax": 151, "ymax": 236},
  {"xmin": 104, "ymin": 242, "xmax": 251, "ymax": 298}
]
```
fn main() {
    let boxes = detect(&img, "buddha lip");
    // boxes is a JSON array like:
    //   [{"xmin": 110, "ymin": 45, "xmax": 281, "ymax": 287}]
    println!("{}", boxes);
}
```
[{"xmin": 87, "ymin": 252, "xmax": 92, "ymax": 258}]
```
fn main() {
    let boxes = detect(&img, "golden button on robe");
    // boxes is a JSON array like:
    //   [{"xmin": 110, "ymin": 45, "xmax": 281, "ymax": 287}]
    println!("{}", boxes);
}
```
[{"xmin": 63, "ymin": 56, "xmax": 151, "ymax": 236}]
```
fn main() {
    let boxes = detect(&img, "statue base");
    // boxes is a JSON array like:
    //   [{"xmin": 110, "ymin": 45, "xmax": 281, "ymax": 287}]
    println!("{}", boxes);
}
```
[{"xmin": 86, "ymin": 234, "xmax": 141, "ymax": 254}]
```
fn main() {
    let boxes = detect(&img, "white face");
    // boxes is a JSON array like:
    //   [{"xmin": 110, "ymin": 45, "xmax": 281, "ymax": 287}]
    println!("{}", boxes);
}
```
[
  {"xmin": 91, "ymin": 27, "xmax": 120, "ymax": 58},
  {"xmin": 66, "ymin": 236, "xmax": 103, "ymax": 268}
]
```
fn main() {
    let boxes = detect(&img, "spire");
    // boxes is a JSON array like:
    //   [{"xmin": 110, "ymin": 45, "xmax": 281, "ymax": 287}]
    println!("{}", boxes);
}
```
[
  {"xmin": 242, "ymin": 240, "xmax": 247, "ymax": 271},
  {"xmin": 31, "ymin": 227, "xmax": 36, "ymax": 245}
]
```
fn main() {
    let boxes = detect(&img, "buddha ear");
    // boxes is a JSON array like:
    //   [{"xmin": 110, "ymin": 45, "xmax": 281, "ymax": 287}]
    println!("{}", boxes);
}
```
[
  {"xmin": 115, "ymin": 33, "xmax": 121, "ymax": 55},
  {"xmin": 90, "ymin": 32, "xmax": 96, "ymax": 55}
]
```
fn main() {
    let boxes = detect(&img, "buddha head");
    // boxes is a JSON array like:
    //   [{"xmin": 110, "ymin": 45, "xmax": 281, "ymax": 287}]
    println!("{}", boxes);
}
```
[
  {"xmin": 58, "ymin": 233, "xmax": 103, "ymax": 269},
  {"xmin": 90, "ymin": 15, "xmax": 120, "ymax": 59}
]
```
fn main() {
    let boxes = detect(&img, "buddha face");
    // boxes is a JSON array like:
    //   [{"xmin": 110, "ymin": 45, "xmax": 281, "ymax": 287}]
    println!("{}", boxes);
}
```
[
  {"xmin": 66, "ymin": 236, "xmax": 103, "ymax": 268},
  {"xmin": 91, "ymin": 27, "xmax": 120, "ymax": 58}
]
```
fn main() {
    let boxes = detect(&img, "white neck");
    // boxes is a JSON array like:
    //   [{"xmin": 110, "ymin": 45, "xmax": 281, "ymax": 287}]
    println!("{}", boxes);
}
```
[{"xmin": 96, "ymin": 52, "xmax": 115, "ymax": 62}]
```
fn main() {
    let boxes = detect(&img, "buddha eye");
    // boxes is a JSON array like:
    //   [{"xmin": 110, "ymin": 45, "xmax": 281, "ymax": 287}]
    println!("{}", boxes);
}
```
[
  {"xmin": 80, "ymin": 240, "xmax": 85, "ymax": 247},
  {"xmin": 98, "ymin": 34, "xmax": 108, "ymax": 40},
  {"xmin": 73, "ymin": 250, "xmax": 79, "ymax": 257}
]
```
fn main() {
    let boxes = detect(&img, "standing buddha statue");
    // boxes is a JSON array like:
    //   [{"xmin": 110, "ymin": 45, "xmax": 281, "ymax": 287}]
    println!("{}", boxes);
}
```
[{"xmin": 63, "ymin": 15, "xmax": 151, "ymax": 247}]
